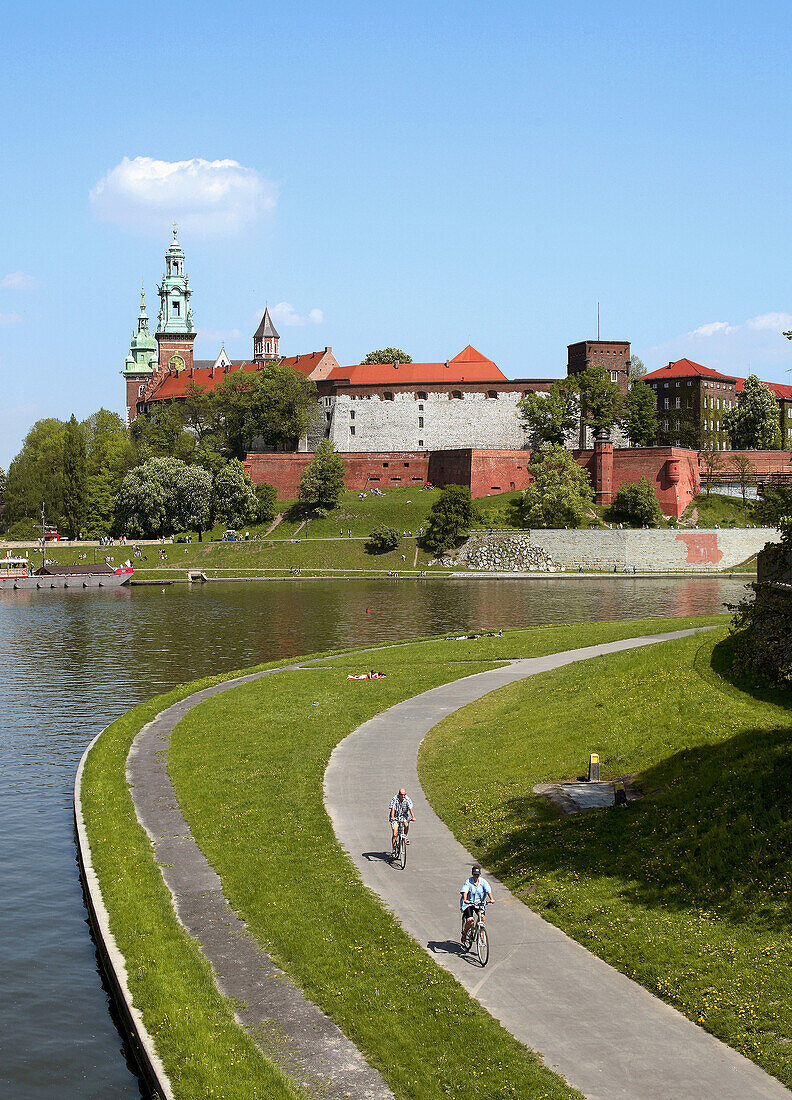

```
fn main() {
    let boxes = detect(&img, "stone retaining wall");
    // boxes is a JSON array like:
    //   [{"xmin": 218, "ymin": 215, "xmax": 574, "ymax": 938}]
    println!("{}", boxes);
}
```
[{"xmin": 460, "ymin": 527, "xmax": 778, "ymax": 572}]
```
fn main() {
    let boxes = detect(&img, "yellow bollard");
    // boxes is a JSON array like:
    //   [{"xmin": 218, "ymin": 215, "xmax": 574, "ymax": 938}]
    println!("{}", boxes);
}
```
[{"xmin": 588, "ymin": 753, "xmax": 600, "ymax": 782}]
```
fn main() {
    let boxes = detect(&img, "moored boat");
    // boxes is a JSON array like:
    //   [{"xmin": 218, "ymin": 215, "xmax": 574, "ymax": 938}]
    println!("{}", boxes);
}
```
[{"xmin": 0, "ymin": 558, "xmax": 134, "ymax": 591}]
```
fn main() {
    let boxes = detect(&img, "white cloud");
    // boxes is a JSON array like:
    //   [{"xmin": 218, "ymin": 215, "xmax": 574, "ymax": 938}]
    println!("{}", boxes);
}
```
[
  {"xmin": 90, "ymin": 156, "xmax": 278, "ymax": 236},
  {"xmin": 643, "ymin": 311, "xmax": 792, "ymax": 383},
  {"xmin": 200, "ymin": 327, "xmax": 243, "ymax": 344},
  {"xmin": 270, "ymin": 302, "xmax": 324, "ymax": 327},
  {"xmin": 0, "ymin": 312, "xmax": 22, "ymax": 325},
  {"xmin": 1, "ymin": 271, "xmax": 38, "ymax": 290}
]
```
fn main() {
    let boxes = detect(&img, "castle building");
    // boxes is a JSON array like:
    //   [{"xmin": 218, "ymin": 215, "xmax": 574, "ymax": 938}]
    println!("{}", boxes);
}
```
[{"xmin": 643, "ymin": 359, "xmax": 739, "ymax": 450}]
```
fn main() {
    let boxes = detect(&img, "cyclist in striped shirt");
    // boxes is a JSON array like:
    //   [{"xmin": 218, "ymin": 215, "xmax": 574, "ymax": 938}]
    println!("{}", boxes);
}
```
[{"xmin": 389, "ymin": 788, "xmax": 415, "ymax": 853}]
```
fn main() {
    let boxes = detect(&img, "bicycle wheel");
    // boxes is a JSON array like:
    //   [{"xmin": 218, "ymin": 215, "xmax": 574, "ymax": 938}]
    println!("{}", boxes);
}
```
[
  {"xmin": 476, "ymin": 925, "xmax": 489, "ymax": 966},
  {"xmin": 399, "ymin": 834, "xmax": 407, "ymax": 870}
]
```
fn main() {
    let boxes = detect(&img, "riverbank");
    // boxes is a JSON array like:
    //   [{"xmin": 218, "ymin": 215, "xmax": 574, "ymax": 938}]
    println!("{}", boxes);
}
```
[{"xmin": 80, "ymin": 614, "xmax": 738, "ymax": 1099}]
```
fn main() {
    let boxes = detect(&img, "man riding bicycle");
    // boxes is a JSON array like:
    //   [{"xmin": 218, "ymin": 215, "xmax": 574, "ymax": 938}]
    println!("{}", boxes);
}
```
[
  {"xmin": 460, "ymin": 864, "xmax": 494, "ymax": 946},
  {"xmin": 389, "ymin": 788, "xmax": 415, "ymax": 853}
]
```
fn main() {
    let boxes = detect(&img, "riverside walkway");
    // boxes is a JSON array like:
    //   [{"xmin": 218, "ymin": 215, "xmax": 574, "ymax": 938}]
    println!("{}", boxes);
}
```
[{"xmin": 324, "ymin": 631, "xmax": 789, "ymax": 1100}]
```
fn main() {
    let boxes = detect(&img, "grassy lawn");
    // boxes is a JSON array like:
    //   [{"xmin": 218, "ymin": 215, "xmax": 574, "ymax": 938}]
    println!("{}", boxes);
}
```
[
  {"xmin": 160, "ymin": 616, "xmax": 722, "ymax": 1098},
  {"xmin": 684, "ymin": 491, "xmax": 758, "ymax": 527},
  {"xmin": 419, "ymin": 629, "xmax": 792, "ymax": 1087}
]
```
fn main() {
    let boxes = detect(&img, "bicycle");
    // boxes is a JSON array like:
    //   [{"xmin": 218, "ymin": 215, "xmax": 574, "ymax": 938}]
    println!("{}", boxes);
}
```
[
  {"xmin": 461, "ymin": 902, "xmax": 490, "ymax": 966},
  {"xmin": 391, "ymin": 819, "xmax": 409, "ymax": 870}
]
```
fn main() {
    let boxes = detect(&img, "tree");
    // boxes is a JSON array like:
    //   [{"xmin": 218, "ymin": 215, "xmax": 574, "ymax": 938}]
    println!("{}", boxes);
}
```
[
  {"xmin": 80, "ymin": 410, "xmax": 136, "ymax": 538},
  {"xmin": 298, "ymin": 440, "xmax": 346, "ymax": 512},
  {"xmin": 728, "ymin": 453, "xmax": 755, "ymax": 512},
  {"xmin": 255, "ymin": 482, "xmax": 277, "ymax": 525},
  {"xmin": 622, "ymin": 381, "xmax": 658, "ymax": 447},
  {"xmin": 131, "ymin": 403, "xmax": 195, "ymax": 463},
  {"xmin": 754, "ymin": 484, "xmax": 792, "ymax": 529},
  {"xmin": 366, "ymin": 524, "xmax": 400, "ymax": 554},
  {"xmin": 576, "ymin": 365, "xmax": 623, "ymax": 436},
  {"xmin": 608, "ymin": 477, "xmax": 662, "ymax": 526},
  {"xmin": 698, "ymin": 441, "xmax": 725, "ymax": 497},
  {"xmin": 211, "ymin": 364, "xmax": 318, "ymax": 458},
  {"xmin": 518, "ymin": 379, "xmax": 579, "ymax": 447},
  {"xmin": 4, "ymin": 418, "xmax": 66, "ymax": 527},
  {"xmin": 211, "ymin": 460, "xmax": 259, "ymax": 528},
  {"xmin": 0, "ymin": 466, "xmax": 6, "ymax": 498},
  {"xmin": 421, "ymin": 484, "xmax": 477, "ymax": 555},
  {"xmin": 362, "ymin": 348, "xmax": 412, "ymax": 364},
  {"xmin": 723, "ymin": 375, "xmax": 780, "ymax": 450},
  {"xmin": 115, "ymin": 457, "xmax": 212, "ymax": 538},
  {"xmin": 62, "ymin": 414, "xmax": 87, "ymax": 539},
  {"xmin": 629, "ymin": 355, "xmax": 646, "ymax": 380},
  {"xmin": 516, "ymin": 445, "xmax": 594, "ymax": 528}
]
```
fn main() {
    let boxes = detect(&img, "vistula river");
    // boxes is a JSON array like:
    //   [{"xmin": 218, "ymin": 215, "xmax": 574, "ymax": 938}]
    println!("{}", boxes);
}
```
[{"xmin": 0, "ymin": 576, "xmax": 749, "ymax": 1097}]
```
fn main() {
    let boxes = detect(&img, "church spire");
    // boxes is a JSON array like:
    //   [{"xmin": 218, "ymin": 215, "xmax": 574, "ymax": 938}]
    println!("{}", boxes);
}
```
[
  {"xmin": 253, "ymin": 304, "xmax": 280, "ymax": 361},
  {"xmin": 155, "ymin": 225, "xmax": 196, "ymax": 373}
]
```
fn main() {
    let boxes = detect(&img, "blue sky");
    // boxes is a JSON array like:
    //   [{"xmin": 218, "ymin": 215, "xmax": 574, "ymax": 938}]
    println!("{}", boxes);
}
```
[{"xmin": 2, "ymin": 0, "xmax": 792, "ymax": 467}]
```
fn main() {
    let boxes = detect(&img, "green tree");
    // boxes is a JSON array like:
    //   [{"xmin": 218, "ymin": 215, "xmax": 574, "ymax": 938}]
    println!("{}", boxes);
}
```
[
  {"xmin": 723, "ymin": 375, "xmax": 780, "ymax": 449},
  {"xmin": 62, "ymin": 414, "xmax": 87, "ymax": 539},
  {"xmin": 518, "ymin": 379, "xmax": 579, "ymax": 447},
  {"xmin": 362, "ymin": 348, "xmax": 412, "ymax": 364},
  {"xmin": 211, "ymin": 364, "xmax": 318, "ymax": 458},
  {"xmin": 754, "ymin": 484, "xmax": 792, "ymax": 529},
  {"xmin": 255, "ymin": 482, "xmax": 277, "ymax": 525},
  {"xmin": 81, "ymin": 410, "xmax": 136, "ymax": 538},
  {"xmin": 629, "ymin": 355, "xmax": 646, "ymax": 380},
  {"xmin": 366, "ymin": 524, "xmax": 400, "ymax": 554},
  {"xmin": 608, "ymin": 477, "xmax": 663, "ymax": 526},
  {"xmin": 4, "ymin": 418, "xmax": 66, "ymax": 526},
  {"xmin": 728, "ymin": 452, "xmax": 756, "ymax": 512},
  {"xmin": 421, "ymin": 484, "xmax": 477, "ymax": 555},
  {"xmin": 211, "ymin": 460, "xmax": 259, "ymax": 528},
  {"xmin": 115, "ymin": 457, "xmax": 212, "ymax": 538},
  {"xmin": 622, "ymin": 381, "xmax": 659, "ymax": 447},
  {"xmin": 576, "ymin": 365, "xmax": 623, "ymax": 435},
  {"xmin": 0, "ymin": 466, "xmax": 6, "ymax": 498},
  {"xmin": 131, "ymin": 403, "xmax": 195, "ymax": 463},
  {"xmin": 298, "ymin": 440, "xmax": 346, "ymax": 512},
  {"xmin": 516, "ymin": 445, "xmax": 594, "ymax": 528}
]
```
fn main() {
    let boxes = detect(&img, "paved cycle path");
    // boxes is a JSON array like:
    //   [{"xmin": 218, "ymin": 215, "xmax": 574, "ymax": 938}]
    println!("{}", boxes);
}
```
[{"xmin": 324, "ymin": 630, "xmax": 789, "ymax": 1100}]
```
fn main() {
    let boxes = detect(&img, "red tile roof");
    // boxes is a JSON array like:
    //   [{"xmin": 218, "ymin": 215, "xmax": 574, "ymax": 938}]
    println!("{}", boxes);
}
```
[
  {"xmin": 326, "ymin": 346, "xmax": 506, "ymax": 385},
  {"xmin": 643, "ymin": 358, "xmax": 739, "ymax": 383},
  {"xmin": 144, "ymin": 351, "xmax": 332, "ymax": 402},
  {"xmin": 735, "ymin": 377, "xmax": 792, "ymax": 400}
]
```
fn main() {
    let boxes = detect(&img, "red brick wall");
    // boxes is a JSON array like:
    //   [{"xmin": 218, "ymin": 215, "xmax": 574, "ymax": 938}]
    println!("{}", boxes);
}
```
[
  {"xmin": 156, "ymin": 333, "xmax": 196, "ymax": 372},
  {"xmin": 246, "ymin": 445, "xmax": 700, "ymax": 516},
  {"xmin": 246, "ymin": 451, "xmax": 430, "ymax": 498},
  {"xmin": 716, "ymin": 451, "xmax": 792, "ymax": 475}
]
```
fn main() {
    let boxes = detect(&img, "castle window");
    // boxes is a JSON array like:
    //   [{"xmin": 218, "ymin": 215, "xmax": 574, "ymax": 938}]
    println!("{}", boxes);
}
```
[
  {"xmin": 487, "ymin": 391, "xmax": 498, "ymax": 399},
  {"xmin": 418, "ymin": 440, "xmax": 424, "ymax": 447},
  {"xmin": 266, "ymin": 341, "xmax": 271, "ymax": 354},
  {"xmin": 419, "ymin": 417, "xmax": 424, "ymax": 427},
  {"xmin": 417, "ymin": 392, "xmax": 427, "ymax": 400},
  {"xmin": 418, "ymin": 403, "xmax": 424, "ymax": 411},
  {"xmin": 383, "ymin": 462, "xmax": 389, "ymax": 468},
  {"xmin": 350, "ymin": 410, "xmax": 355, "ymax": 419},
  {"xmin": 350, "ymin": 426, "xmax": 355, "ymax": 436},
  {"xmin": 404, "ymin": 462, "xmax": 409, "ymax": 468},
  {"xmin": 173, "ymin": 301, "xmax": 180, "ymax": 316},
  {"xmin": 383, "ymin": 392, "xmax": 394, "ymax": 401},
  {"xmin": 452, "ymin": 391, "xmax": 462, "ymax": 399},
  {"xmin": 610, "ymin": 372, "xmax": 618, "ymax": 382}
]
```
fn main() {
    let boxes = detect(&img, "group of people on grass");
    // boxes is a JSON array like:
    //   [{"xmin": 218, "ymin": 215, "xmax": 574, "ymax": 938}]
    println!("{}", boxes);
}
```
[{"xmin": 388, "ymin": 788, "xmax": 494, "ymax": 948}]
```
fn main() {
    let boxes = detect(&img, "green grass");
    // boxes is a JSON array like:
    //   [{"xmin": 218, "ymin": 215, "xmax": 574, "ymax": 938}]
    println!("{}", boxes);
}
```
[
  {"xmin": 81, "ymin": 664, "xmax": 313, "ymax": 1099},
  {"xmin": 419, "ymin": 629, "xmax": 792, "ymax": 1087},
  {"xmin": 161, "ymin": 615, "xmax": 723, "ymax": 1098},
  {"xmin": 684, "ymin": 492, "xmax": 758, "ymax": 528}
]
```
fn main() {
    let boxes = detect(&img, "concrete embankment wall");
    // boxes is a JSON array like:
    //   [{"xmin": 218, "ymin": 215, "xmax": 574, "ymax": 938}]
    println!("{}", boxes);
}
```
[{"xmin": 521, "ymin": 528, "xmax": 777, "ymax": 571}]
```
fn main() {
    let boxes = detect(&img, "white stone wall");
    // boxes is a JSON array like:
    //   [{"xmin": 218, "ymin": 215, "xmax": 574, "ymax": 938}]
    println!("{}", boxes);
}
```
[{"xmin": 327, "ymin": 391, "xmax": 528, "ymax": 452}]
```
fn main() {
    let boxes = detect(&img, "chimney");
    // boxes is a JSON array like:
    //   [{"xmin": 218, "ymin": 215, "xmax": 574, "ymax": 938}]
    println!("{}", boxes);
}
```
[
  {"xmin": 210, "ymin": 365, "xmax": 215, "ymax": 378},
  {"xmin": 444, "ymin": 361, "xmax": 449, "ymax": 369}
]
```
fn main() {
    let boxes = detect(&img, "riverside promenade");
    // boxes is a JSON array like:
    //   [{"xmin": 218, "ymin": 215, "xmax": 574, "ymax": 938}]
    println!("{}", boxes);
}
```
[{"xmin": 86, "ymin": 629, "xmax": 790, "ymax": 1099}]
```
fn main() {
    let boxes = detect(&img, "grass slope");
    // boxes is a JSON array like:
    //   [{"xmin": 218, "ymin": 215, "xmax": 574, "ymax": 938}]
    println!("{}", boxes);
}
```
[
  {"xmin": 419, "ymin": 629, "xmax": 792, "ymax": 1087},
  {"xmin": 684, "ymin": 492, "xmax": 758, "ymax": 527},
  {"xmin": 164, "ymin": 616, "xmax": 723, "ymax": 1098}
]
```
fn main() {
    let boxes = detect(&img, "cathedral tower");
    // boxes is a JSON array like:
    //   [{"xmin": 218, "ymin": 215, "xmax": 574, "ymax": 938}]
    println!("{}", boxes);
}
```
[
  {"xmin": 121, "ymin": 284, "xmax": 158, "ymax": 422},
  {"xmin": 253, "ymin": 305, "xmax": 279, "ymax": 361},
  {"xmin": 156, "ymin": 224, "xmax": 196, "ymax": 372}
]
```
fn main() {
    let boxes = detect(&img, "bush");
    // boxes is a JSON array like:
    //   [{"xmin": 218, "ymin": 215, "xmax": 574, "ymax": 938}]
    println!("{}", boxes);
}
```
[
  {"xmin": 366, "ymin": 524, "xmax": 400, "ymax": 554},
  {"xmin": 255, "ymin": 482, "xmax": 277, "ymax": 525},
  {"xmin": 516, "ymin": 446, "xmax": 594, "ymax": 529},
  {"xmin": 608, "ymin": 477, "xmax": 662, "ymax": 527},
  {"xmin": 7, "ymin": 518, "xmax": 40, "ymax": 541},
  {"xmin": 421, "ymin": 485, "xmax": 477, "ymax": 555},
  {"xmin": 730, "ymin": 585, "xmax": 792, "ymax": 688}
]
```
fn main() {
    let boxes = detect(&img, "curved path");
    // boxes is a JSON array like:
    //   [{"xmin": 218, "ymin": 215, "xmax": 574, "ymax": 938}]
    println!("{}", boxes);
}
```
[{"xmin": 324, "ymin": 631, "xmax": 789, "ymax": 1100}]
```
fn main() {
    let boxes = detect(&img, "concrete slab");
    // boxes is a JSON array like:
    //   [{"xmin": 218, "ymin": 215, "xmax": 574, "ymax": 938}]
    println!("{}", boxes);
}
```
[{"xmin": 324, "ymin": 630, "xmax": 789, "ymax": 1100}]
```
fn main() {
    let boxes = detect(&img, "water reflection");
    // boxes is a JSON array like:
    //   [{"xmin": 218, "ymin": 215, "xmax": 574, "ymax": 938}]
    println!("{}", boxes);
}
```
[{"xmin": 0, "ymin": 577, "xmax": 747, "ymax": 1097}]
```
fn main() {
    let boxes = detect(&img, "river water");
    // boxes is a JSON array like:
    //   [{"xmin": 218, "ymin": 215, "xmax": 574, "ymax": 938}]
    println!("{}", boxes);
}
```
[{"xmin": 0, "ymin": 576, "xmax": 749, "ymax": 1098}]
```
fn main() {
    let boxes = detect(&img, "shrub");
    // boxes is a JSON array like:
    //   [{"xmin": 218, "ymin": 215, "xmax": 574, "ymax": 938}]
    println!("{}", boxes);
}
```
[
  {"xmin": 421, "ymin": 485, "xmax": 477, "ymax": 555},
  {"xmin": 255, "ymin": 482, "xmax": 277, "ymax": 525},
  {"xmin": 516, "ymin": 446, "xmax": 594, "ymax": 529},
  {"xmin": 366, "ymin": 524, "xmax": 400, "ymax": 554},
  {"xmin": 608, "ymin": 477, "xmax": 663, "ymax": 527},
  {"xmin": 7, "ymin": 518, "xmax": 40, "ymax": 541}
]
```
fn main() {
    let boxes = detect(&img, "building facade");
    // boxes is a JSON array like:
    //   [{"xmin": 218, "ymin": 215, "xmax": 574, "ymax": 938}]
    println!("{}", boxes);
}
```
[{"xmin": 643, "ymin": 359, "xmax": 738, "ymax": 450}]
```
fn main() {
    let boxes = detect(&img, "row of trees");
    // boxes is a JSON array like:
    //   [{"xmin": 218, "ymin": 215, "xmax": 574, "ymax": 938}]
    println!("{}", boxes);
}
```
[{"xmin": 518, "ymin": 365, "xmax": 659, "ymax": 448}]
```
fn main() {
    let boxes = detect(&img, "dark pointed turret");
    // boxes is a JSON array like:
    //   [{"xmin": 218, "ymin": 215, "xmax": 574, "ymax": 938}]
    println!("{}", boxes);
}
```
[{"xmin": 254, "ymin": 306, "xmax": 280, "ymax": 361}]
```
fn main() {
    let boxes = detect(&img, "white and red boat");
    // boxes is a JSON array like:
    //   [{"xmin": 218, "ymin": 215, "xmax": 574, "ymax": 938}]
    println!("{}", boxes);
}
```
[{"xmin": 0, "ymin": 557, "xmax": 133, "ymax": 591}]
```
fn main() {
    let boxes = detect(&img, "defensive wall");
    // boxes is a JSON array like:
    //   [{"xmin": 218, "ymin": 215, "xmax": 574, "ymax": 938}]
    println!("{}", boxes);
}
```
[
  {"xmin": 245, "ymin": 444, "xmax": 700, "ymax": 516},
  {"xmin": 521, "ymin": 527, "xmax": 777, "ymax": 572}
]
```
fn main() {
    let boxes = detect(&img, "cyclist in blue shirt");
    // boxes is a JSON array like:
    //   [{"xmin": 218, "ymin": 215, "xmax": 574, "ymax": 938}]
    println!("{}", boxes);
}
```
[{"xmin": 460, "ymin": 865, "xmax": 494, "ymax": 945}]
